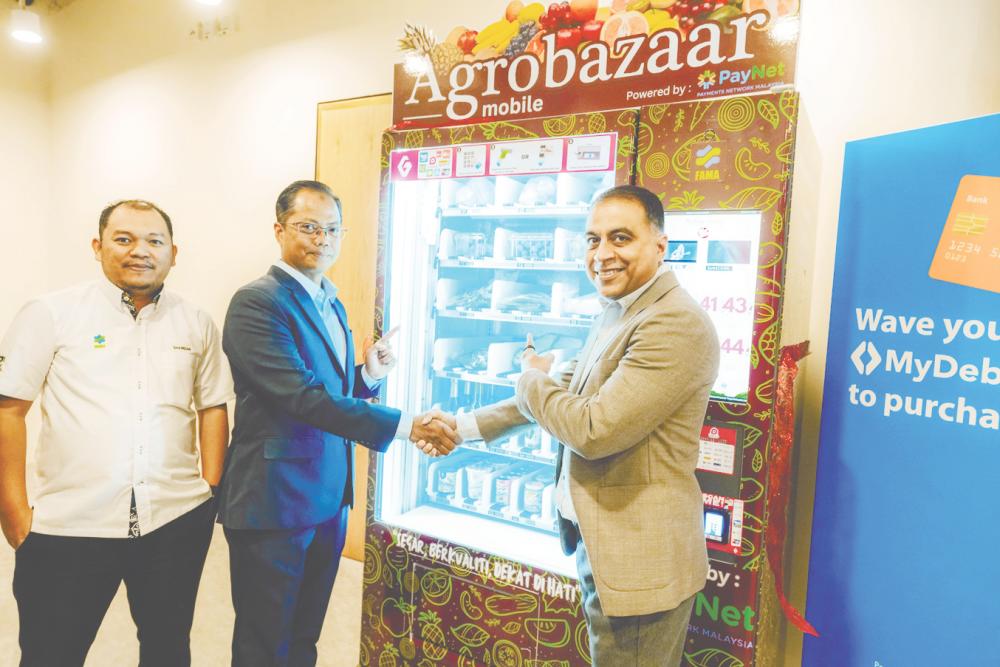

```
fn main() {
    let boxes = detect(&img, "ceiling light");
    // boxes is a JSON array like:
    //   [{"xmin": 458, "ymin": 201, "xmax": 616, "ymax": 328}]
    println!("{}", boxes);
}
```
[
  {"xmin": 10, "ymin": 4, "xmax": 42, "ymax": 44},
  {"xmin": 195, "ymin": 0, "xmax": 224, "ymax": 6},
  {"xmin": 403, "ymin": 53, "xmax": 430, "ymax": 77}
]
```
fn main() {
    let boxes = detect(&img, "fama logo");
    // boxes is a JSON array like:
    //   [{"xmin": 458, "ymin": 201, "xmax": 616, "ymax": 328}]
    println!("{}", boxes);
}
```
[
  {"xmin": 693, "ymin": 142, "xmax": 721, "ymax": 181},
  {"xmin": 404, "ymin": 11, "xmax": 771, "ymax": 122}
]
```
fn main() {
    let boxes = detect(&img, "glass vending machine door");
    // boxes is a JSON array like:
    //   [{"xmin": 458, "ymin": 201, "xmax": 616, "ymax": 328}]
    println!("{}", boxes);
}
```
[{"xmin": 375, "ymin": 135, "xmax": 618, "ymax": 576}]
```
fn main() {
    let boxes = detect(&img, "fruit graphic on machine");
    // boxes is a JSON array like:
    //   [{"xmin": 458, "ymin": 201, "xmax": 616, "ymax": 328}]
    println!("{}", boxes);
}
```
[
  {"xmin": 418, "ymin": 611, "xmax": 449, "ymax": 661},
  {"xmin": 400, "ymin": 0, "xmax": 757, "ymax": 76},
  {"xmin": 397, "ymin": 24, "xmax": 464, "ymax": 75},
  {"xmin": 457, "ymin": 29, "xmax": 478, "ymax": 54},
  {"xmin": 599, "ymin": 10, "xmax": 649, "ymax": 47},
  {"xmin": 744, "ymin": 0, "xmax": 799, "ymax": 19},
  {"xmin": 669, "ymin": 0, "xmax": 745, "ymax": 32}
]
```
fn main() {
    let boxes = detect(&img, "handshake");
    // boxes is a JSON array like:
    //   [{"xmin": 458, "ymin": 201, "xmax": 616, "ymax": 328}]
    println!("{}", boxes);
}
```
[
  {"xmin": 404, "ymin": 335, "xmax": 554, "ymax": 459},
  {"xmin": 408, "ymin": 408, "xmax": 462, "ymax": 458}
]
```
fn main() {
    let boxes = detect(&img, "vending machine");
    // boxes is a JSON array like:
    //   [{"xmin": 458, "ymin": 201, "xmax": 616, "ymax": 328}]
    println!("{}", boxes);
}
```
[
  {"xmin": 359, "ymin": 110, "xmax": 637, "ymax": 667},
  {"xmin": 638, "ymin": 94, "xmax": 801, "ymax": 666},
  {"xmin": 358, "ymin": 95, "xmax": 798, "ymax": 666}
]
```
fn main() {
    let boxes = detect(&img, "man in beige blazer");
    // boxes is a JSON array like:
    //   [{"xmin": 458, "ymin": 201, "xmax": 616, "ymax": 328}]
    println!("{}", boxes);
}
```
[{"xmin": 446, "ymin": 185, "xmax": 719, "ymax": 665}]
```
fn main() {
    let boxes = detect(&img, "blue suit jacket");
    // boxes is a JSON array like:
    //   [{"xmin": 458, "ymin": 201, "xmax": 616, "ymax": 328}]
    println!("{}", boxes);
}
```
[{"xmin": 218, "ymin": 266, "xmax": 401, "ymax": 529}]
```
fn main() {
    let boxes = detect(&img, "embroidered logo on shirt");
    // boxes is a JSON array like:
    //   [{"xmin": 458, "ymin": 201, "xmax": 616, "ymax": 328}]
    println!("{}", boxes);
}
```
[
  {"xmin": 93, "ymin": 335, "xmax": 107, "ymax": 349},
  {"xmin": 0, "ymin": 355, "xmax": 5, "ymax": 372},
  {"xmin": 173, "ymin": 345, "xmax": 192, "ymax": 352}
]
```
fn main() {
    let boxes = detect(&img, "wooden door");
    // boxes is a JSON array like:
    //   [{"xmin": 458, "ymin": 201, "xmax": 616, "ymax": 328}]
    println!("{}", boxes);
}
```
[{"xmin": 315, "ymin": 93, "xmax": 391, "ymax": 561}]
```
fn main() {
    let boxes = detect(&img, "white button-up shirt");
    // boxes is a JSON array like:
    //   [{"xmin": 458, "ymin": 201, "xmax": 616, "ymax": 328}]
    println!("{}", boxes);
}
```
[{"xmin": 0, "ymin": 279, "xmax": 234, "ymax": 538}]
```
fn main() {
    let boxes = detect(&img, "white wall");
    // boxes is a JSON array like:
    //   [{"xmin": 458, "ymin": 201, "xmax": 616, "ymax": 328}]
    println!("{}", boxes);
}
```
[
  {"xmin": 784, "ymin": 1, "xmax": 1000, "ymax": 663},
  {"xmin": 44, "ymin": 0, "xmax": 500, "ymax": 320},
  {"xmin": 0, "ymin": 39, "xmax": 49, "ymax": 326}
]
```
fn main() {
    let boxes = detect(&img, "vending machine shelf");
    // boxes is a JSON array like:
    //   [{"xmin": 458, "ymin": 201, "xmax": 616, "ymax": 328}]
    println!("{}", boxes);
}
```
[
  {"xmin": 440, "ymin": 204, "xmax": 590, "ymax": 219},
  {"xmin": 461, "ymin": 438, "xmax": 559, "ymax": 465},
  {"xmin": 437, "ymin": 258, "xmax": 585, "ymax": 272},
  {"xmin": 423, "ymin": 499, "xmax": 558, "ymax": 534},
  {"xmin": 435, "ymin": 308, "xmax": 594, "ymax": 329},
  {"xmin": 434, "ymin": 369, "xmax": 517, "ymax": 388},
  {"xmin": 423, "ymin": 450, "xmax": 558, "ymax": 536}
]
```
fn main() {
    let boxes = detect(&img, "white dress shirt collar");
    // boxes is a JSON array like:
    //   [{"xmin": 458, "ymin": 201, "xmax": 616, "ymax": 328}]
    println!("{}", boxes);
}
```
[
  {"xmin": 96, "ymin": 275, "xmax": 165, "ymax": 315},
  {"xmin": 599, "ymin": 264, "xmax": 668, "ymax": 313},
  {"xmin": 274, "ymin": 259, "xmax": 339, "ymax": 305}
]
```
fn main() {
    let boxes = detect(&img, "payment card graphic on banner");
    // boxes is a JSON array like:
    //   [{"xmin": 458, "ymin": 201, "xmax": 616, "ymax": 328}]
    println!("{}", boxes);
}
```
[{"xmin": 805, "ymin": 114, "xmax": 1000, "ymax": 666}]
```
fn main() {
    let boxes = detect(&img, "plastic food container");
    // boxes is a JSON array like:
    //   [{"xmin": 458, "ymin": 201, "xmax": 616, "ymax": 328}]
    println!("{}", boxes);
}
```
[
  {"xmin": 437, "ymin": 468, "xmax": 458, "ymax": 495},
  {"xmin": 517, "ymin": 176, "xmax": 557, "ymax": 205},
  {"xmin": 511, "ymin": 233, "xmax": 553, "ymax": 261},
  {"xmin": 486, "ymin": 341, "xmax": 525, "ymax": 376},
  {"xmin": 453, "ymin": 232, "xmax": 486, "ymax": 259},
  {"xmin": 494, "ymin": 463, "xmax": 534, "ymax": 505},
  {"xmin": 523, "ymin": 478, "xmax": 545, "ymax": 514},
  {"xmin": 553, "ymin": 227, "xmax": 587, "ymax": 262},
  {"xmin": 465, "ymin": 460, "xmax": 506, "ymax": 501}
]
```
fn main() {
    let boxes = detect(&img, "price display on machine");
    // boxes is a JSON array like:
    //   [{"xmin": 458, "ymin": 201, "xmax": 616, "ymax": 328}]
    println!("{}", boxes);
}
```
[
  {"xmin": 664, "ymin": 211, "xmax": 762, "ymax": 403},
  {"xmin": 697, "ymin": 424, "xmax": 738, "ymax": 476}
]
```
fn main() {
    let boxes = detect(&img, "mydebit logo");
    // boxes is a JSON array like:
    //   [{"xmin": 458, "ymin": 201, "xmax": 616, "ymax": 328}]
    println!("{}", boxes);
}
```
[
  {"xmin": 851, "ymin": 341, "xmax": 882, "ymax": 376},
  {"xmin": 851, "ymin": 340, "xmax": 1000, "ymax": 386}
]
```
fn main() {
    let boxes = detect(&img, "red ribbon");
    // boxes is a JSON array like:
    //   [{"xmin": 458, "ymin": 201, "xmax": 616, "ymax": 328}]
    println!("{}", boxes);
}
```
[{"xmin": 765, "ymin": 341, "xmax": 819, "ymax": 636}]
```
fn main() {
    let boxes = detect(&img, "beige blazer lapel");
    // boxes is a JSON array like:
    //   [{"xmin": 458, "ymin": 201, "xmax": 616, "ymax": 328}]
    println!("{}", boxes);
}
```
[{"xmin": 572, "ymin": 271, "xmax": 681, "ymax": 391}]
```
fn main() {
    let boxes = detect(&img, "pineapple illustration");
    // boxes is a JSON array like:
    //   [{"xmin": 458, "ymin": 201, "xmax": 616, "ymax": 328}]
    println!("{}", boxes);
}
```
[
  {"xmin": 398, "ymin": 23, "xmax": 461, "ymax": 77},
  {"xmin": 419, "ymin": 610, "xmax": 449, "ymax": 661},
  {"xmin": 378, "ymin": 642, "xmax": 400, "ymax": 667}
]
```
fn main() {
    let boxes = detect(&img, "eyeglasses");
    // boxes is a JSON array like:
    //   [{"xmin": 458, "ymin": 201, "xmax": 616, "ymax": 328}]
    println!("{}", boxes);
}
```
[{"xmin": 285, "ymin": 222, "xmax": 349, "ymax": 238}]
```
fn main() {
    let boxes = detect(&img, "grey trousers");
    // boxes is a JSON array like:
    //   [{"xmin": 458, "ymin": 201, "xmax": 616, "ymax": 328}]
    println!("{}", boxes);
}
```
[{"xmin": 576, "ymin": 538, "xmax": 697, "ymax": 666}]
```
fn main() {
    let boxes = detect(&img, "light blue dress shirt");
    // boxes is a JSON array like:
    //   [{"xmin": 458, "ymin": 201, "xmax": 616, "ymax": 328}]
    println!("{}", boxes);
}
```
[{"xmin": 273, "ymin": 260, "xmax": 412, "ymax": 439}]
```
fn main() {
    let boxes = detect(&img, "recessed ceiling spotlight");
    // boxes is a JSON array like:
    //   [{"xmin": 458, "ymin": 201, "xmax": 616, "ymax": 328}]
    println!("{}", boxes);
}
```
[{"xmin": 10, "ymin": 1, "xmax": 42, "ymax": 44}]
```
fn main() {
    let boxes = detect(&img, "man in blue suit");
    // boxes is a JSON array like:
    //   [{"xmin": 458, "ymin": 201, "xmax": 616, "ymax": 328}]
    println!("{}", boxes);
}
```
[{"xmin": 218, "ymin": 180, "xmax": 459, "ymax": 666}]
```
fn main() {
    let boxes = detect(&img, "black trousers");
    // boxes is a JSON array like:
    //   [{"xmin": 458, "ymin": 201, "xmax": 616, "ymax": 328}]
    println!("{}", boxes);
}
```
[
  {"xmin": 224, "ymin": 507, "xmax": 349, "ymax": 667},
  {"xmin": 12, "ymin": 498, "xmax": 216, "ymax": 667}
]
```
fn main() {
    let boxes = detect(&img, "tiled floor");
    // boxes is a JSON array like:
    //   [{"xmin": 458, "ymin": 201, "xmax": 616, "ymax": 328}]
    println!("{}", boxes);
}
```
[{"xmin": 0, "ymin": 526, "xmax": 363, "ymax": 666}]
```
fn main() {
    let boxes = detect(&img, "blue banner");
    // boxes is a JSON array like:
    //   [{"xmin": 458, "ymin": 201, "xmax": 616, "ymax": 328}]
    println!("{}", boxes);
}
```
[{"xmin": 805, "ymin": 114, "xmax": 1000, "ymax": 666}]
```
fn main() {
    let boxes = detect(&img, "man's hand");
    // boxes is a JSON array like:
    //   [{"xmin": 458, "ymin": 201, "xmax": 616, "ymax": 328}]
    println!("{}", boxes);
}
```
[
  {"xmin": 0, "ymin": 396, "xmax": 33, "ymax": 550},
  {"xmin": 520, "ymin": 333, "xmax": 554, "ymax": 374},
  {"xmin": 363, "ymin": 326, "xmax": 400, "ymax": 380},
  {"xmin": 1, "ymin": 505, "xmax": 32, "ymax": 550},
  {"xmin": 411, "ymin": 408, "xmax": 461, "ymax": 457}
]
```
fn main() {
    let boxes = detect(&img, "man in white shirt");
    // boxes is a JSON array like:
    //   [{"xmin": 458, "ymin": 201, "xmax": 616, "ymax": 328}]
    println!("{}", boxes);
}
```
[{"xmin": 0, "ymin": 199, "xmax": 234, "ymax": 667}]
